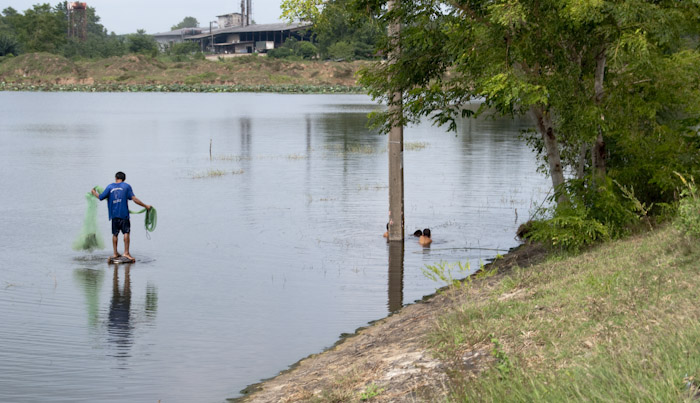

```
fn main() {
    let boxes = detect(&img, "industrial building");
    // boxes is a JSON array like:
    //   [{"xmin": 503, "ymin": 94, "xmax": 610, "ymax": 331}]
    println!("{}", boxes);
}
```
[
  {"xmin": 186, "ymin": 21, "xmax": 311, "ymax": 54},
  {"xmin": 153, "ymin": 1, "xmax": 312, "ymax": 55}
]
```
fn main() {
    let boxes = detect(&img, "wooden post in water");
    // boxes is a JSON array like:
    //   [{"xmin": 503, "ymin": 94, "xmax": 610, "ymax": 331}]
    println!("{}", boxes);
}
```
[{"xmin": 387, "ymin": 0, "xmax": 404, "ymax": 241}]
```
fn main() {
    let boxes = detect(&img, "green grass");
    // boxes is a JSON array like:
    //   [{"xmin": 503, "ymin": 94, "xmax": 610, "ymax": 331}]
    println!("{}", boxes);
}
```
[{"xmin": 430, "ymin": 225, "xmax": 700, "ymax": 401}]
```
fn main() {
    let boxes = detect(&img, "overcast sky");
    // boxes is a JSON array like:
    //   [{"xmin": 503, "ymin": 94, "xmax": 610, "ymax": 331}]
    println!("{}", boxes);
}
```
[{"xmin": 4, "ymin": 0, "xmax": 287, "ymax": 34}]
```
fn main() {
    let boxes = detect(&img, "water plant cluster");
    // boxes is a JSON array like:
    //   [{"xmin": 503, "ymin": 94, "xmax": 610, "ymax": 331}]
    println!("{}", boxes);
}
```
[{"xmin": 0, "ymin": 81, "xmax": 366, "ymax": 94}]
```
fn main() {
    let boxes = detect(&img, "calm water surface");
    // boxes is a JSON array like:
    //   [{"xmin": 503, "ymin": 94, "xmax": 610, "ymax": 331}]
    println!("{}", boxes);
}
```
[{"xmin": 0, "ymin": 92, "xmax": 549, "ymax": 402}]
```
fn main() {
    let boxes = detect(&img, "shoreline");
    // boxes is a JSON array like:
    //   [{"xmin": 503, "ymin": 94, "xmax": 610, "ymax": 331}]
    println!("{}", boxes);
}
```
[
  {"xmin": 0, "ymin": 82, "xmax": 366, "ymax": 94},
  {"xmin": 234, "ymin": 242, "xmax": 548, "ymax": 402}
]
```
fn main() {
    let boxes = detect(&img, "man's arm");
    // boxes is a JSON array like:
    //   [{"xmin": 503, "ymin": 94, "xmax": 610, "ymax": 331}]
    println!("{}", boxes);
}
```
[
  {"xmin": 132, "ymin": 196, "xmax": 151, "ymax": 210},
  {"xmin": 92, "ymin": 185, "xmax": 109, "ymax": 200}
]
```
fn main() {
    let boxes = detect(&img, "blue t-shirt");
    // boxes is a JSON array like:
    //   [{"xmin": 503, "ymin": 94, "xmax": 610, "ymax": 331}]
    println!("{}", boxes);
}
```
[{"xmin": 99, "ymin": 182, "xmax": 135, "ymax": 220}]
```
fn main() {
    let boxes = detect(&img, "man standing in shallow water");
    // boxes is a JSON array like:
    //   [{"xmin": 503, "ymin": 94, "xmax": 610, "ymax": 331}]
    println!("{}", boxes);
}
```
[{"xmin": 91, "ymin": 171, "xmax": 151, "ymax": 262}]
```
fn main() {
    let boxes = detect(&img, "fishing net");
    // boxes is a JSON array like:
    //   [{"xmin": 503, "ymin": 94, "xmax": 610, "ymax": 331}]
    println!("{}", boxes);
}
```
[
  {"xmin": 73, "ymin": 186, "xmax": 105, "ymax": 252},
  {"xmin": 130, "ymin": 206, "xmax": 158, "ymax": 233}
]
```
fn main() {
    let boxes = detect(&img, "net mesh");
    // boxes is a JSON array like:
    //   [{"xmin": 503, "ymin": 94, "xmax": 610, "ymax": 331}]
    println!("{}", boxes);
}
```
[{"xmin": 72, "ymin": 186, "xmax": 105, "ymax": 252}]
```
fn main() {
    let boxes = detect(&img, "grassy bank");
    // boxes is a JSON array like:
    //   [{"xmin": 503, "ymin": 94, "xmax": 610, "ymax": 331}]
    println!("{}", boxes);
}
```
[
  {"xmin": 0, "ymin": 53, "xmax": 367, "ymax": 93},
  {"xmin": 432, "ymin": 225, "xmax": 700, "ymax": 401}
]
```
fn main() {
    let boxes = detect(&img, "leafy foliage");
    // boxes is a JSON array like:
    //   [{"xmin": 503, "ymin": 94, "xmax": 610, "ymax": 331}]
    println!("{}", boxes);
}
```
[
  {"xmin": 528, "ymin": 206, "xmax": 610, "ymax": 253},
  {"xmin": 0, "ymin": 32, "xmax": 19, "ymax": 56},
  {"xmin": 282, "ymin": 0, "xmax": 384, "ymax": 60},
  {"xmin": 267, "ymin": 38, "xmax": 317, "ymax": 59},
  {"xmin": 171, "ymin": 16, "xmax": 199, "ymax": 31},
  {"xmin": 126, "ymin": 30, "xmax": 158, "ymax": 56},
  {"xmin": 675, "ymin": 174, "xmax": 700, "ymax": 238}
]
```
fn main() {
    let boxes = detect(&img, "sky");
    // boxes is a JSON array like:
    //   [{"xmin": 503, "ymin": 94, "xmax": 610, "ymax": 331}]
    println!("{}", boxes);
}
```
[{"xmin": 4, "ymin": 0, "xmax": 287, "ymax": 34}]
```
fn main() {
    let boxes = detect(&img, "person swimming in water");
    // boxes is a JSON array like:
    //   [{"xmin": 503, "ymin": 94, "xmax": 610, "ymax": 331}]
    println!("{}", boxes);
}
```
[
  {"xmin": 419, "ymin": 228, "xmax": 432, "ymax": 246},
  {"xmin": 413, "ymin": 229, "xmax": 423, "ymax": 237},
  {"xmin": 383, "ymin": 223, "xmax": 389, "ymax": 238}
]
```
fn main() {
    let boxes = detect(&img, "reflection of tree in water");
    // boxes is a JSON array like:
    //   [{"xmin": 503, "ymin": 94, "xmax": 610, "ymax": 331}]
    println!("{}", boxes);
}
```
[{"xmin": 316, "ymin": 112, "xmax": 382, "ymax": 153}]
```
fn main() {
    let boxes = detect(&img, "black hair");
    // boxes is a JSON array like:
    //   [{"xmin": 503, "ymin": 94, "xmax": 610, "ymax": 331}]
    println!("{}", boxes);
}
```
[
  {"xmin": 423, "ymin": 228, "xmax": 431, "ymax": 238},
  {"xmin": 115, "ymin": 171, "xmax": 126, "ymax": 181},
  {"xmin": 413, "ymin": 229, "xmax": 423, "ymax": 237},
  {"xmin": 386, "ymin": 223, "xmax": 389, "ymax": 230}
]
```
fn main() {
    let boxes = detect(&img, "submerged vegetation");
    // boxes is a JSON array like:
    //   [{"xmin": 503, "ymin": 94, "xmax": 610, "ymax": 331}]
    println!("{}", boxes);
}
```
[
  {"xmin": 190, "ymin": 169, "xmax": 244, "ymax": 179},
  {"xmin": 0, "ymin": 81, "xmax": 364, "ymax": 94}
]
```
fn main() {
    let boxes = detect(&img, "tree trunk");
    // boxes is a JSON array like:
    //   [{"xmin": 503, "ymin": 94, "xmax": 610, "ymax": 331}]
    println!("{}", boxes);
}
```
[
  {"xmin": 531, "ymin": 105, "xmax": 567, "ymax": 205},
  {"xmin": 592, "ymin": 49, "xmax": 606, "ymax": 183},
  {"xmin": 577, "ymin": 143, "xmax": 587, "ymax": 180}
]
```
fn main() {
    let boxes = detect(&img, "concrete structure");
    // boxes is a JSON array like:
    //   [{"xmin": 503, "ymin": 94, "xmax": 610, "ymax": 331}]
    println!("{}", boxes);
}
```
[
  {"xmin": 217, "ymin": 13, "xmax": 244, "ymax": 28},
  {"xmin": 186, "ymin": 22, "xmax": 312, "ymax": 54},
  {"xmin": 153, "ymin": 27, "xmax": 204, "ymax": 50}
]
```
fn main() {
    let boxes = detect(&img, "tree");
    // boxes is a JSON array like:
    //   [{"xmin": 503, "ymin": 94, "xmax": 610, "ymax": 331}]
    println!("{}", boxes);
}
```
[
  {"xmin": 2, "ymin": 3, "xmax": 66, "ymax": 53},
  {"xmin": 126, "ymin": 29, "xmax": 158, "ymax": 55},
  {"xmin": 282, "ymin": 0, "xmax": 384, "ymax": 60},
  {"xmin": 354, "ymin": 0, "xmax": 700, "ymax": 210},
  {"xmin": 171, "ymin": 16, "xmax": 199, "ymax": 31}
]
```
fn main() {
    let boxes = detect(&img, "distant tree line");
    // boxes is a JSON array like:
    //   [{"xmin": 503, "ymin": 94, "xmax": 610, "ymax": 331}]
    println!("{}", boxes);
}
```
[
  {"xmin": 0, "ymin": 2, "xmax": 383, "ymax": 61},
  {"xmin": 0, "ymin": 3, "xmax": 160, "ymax": 58}
]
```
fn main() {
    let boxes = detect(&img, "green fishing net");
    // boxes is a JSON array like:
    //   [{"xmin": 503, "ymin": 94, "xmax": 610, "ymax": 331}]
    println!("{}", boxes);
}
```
[
  {"xmin": 131, "ymin": 206, "xmax": 158, "ymax": 232},
  {"xmin": 73, "ymin": 186, "xmax": 105, "ymax": 252}
]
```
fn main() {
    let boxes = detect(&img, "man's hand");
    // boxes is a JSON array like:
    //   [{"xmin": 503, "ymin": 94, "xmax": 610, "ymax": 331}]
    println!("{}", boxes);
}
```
[
  {"xmin": 146, "ymin": 205, "xmax": 152, "ymax": 211},
  {"xmin": 91, "ymin": 188, "xmax": 99, "ymax": 198}
]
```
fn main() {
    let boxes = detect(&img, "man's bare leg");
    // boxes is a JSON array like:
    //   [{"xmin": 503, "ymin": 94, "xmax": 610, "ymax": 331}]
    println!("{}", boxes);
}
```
[
  {"xmin": 112, "ymin": 235, "xmax": 119, "ymax": 258},
  {"xmin": 123, "ymin": 233, "xmax": 134, "ymax": 260}
]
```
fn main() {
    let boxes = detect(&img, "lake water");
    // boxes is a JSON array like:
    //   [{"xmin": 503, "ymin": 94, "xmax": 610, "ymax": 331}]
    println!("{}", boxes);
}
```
[{"xmin": 0, "ymin": 92, "xmax": 549, "ymax": 402}]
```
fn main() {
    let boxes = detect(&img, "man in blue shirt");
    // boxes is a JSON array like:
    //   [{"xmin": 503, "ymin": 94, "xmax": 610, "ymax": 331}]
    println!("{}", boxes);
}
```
[{"xmin": 91, "ymin": 171, "xmax": 151, "ymax": 262}]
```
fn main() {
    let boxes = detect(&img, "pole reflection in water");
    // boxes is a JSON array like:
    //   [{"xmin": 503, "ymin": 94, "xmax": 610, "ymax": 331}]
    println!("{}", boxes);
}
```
[{"xmin": 387, "ymin": 241, "xmax": 404, "ymax": 313}]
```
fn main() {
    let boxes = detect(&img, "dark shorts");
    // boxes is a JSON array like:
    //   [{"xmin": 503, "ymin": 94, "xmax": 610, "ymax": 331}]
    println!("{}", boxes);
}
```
[{"xmin": 112, "ymin": 218, "xmax": 131, "ymax": 235}]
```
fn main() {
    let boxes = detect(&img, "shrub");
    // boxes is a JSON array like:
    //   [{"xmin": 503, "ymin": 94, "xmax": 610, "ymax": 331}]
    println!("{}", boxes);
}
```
[
  {"xmin": 527, "ymin": 206, "xmax": 610, "ymax": 252},
  {"xmin": 267, "ymin": 47, "xmax": 293, "ymax": 59},
  {"xmin": 0, "ymin": 34, "xmax": 20, "ymax": 57},
  {"xmin": 524, "ymin": 176, "xmax": 642, "ymax": 252},
  {"xmin": 675, "ymin": 173, "xmax": 700, "ymax": 238},
  {"xmin": 327, "ymin": 41, "xmax": 355, "ymax": 61},
  {"xmin": 170, "ymin": 42, "xmax": 199, "ymax": 56},
  {"xmin": 267, "ymin": 38, "xmax": 317, "ymax": 60},
  {"xmin": 296, "ymin": 41, "xmax": 318, "ymax": 59}
]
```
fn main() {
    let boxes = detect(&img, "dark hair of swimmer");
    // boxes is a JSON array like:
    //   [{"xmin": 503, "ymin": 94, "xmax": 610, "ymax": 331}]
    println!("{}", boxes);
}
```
[
  {"xmin": 413, "ymin": 229, "xmax": 423, "ymax": 237},
  {"xmin": 423, "ymin": 228, "xmax": 431, "ymax": 238},
  {"xmin": 386, "ymin": 223, "xmax": 389, "ymax": 230}
]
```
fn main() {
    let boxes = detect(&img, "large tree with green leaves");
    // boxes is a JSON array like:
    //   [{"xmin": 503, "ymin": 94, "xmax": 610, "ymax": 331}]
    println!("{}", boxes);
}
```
[{"xmin": 352, "ymin": 0, "xmax": 700, "ymax": 209}]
